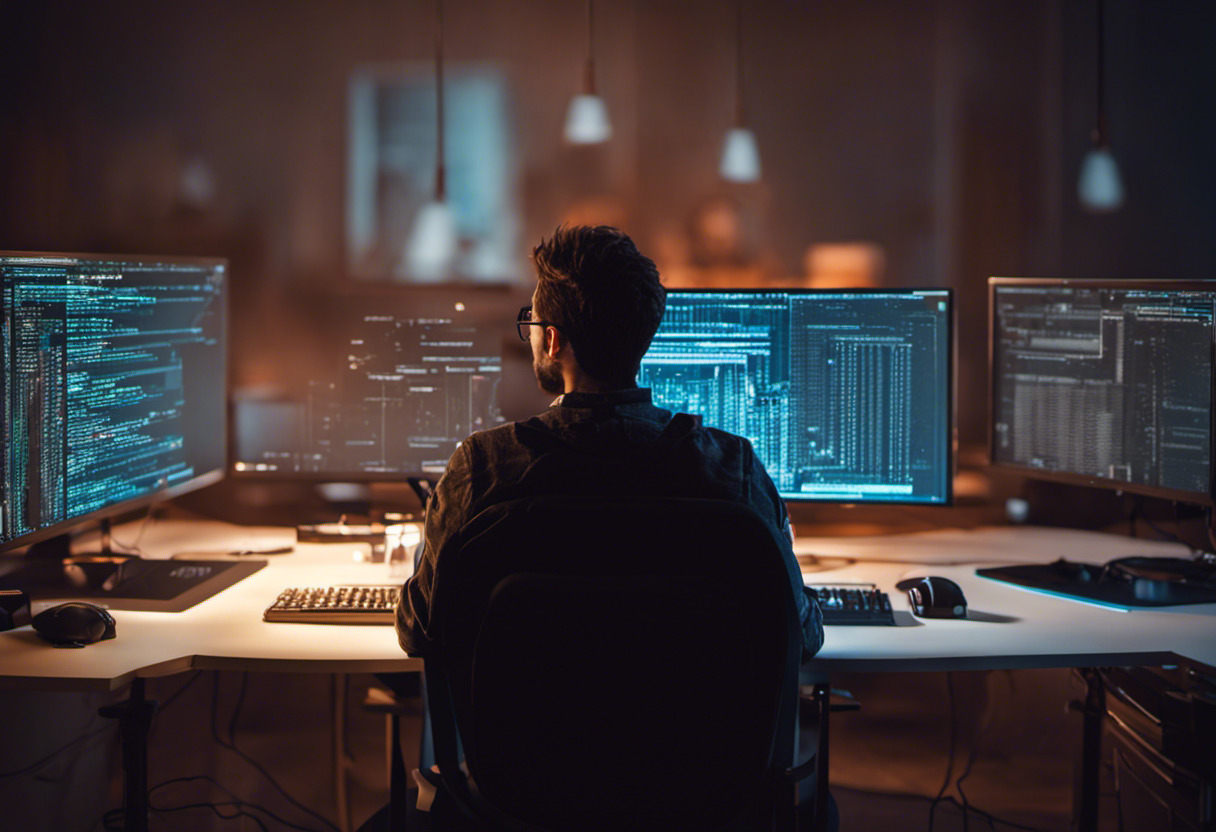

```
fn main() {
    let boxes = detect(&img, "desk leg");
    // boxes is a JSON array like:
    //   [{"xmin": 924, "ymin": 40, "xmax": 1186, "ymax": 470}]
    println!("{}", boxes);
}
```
[
  {"xmin": 812, "ymin": 683, "xmax": 831, "ymax": 832},
  {"xmin": 1072, "ymin": 667, "xmax": 1105, "ymax": 832},
  {"xmin": 98, "ymin": 677, "xmax": 157, "ymax": 832}
]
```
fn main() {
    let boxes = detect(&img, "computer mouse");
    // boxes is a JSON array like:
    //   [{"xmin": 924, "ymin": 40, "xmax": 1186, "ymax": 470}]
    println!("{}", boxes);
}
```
[
  {"xmin": 895, "ymin": 576, "xmax": 967, "ymax": 619},
  {"xmin": 31, "ymin": 601, "xmax": 116, "ymax": 648}
]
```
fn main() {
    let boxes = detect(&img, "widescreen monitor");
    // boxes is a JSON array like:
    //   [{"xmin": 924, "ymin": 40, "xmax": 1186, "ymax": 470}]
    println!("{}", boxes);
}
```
[
  {"xmin": 640, "ymin": 289, "xmax": 954, "ymax": 504},
  {"xmin": 233, "ymin": 291, "xmax": 505, "ymax": 479},
  {"xmin": 989, "ymin": 278, "xmax": 1215, "ymax": 506},
  {"xmin": 0, "ymin": 252, "xmax": 228, "ymax": 552}
]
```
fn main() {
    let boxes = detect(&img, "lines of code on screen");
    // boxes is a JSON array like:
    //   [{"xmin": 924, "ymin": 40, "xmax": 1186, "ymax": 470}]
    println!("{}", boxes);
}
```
[
  {"xmin": 1, "ymin": 256, "xmax": 226, "ymax": 545},
  {"xmin": 992, "ymin": 285, "xmax": 1213, "ymax": 499},
  {"xmin": 640, "ymin": 291, "xmax": 952, "ymax": 503},
  {"xmin": 234, "ymin": 310, "xmax": 504, "ymax": 477}
]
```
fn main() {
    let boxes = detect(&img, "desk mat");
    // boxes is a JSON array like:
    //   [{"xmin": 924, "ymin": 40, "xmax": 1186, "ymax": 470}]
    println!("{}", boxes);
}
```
[
  {"xmin": 0, "ymin": 557, "xmax": 266, "ymax": 612},
  {"xmin": 977, "ymin": 563, "xmax": 1216, "ymax": 610}
]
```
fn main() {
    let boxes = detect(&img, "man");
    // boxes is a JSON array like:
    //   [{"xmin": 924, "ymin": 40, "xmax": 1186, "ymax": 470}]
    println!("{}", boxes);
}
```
[{"xmin": 396, "ymin": 223, "xmax": 823, "ymax": 659}]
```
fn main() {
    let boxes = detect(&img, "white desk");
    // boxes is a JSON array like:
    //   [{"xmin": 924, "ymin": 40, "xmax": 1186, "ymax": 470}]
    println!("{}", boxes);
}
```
[
  {"xmin": 795, "ymin": 525, "xmax": 1216, "ymax": 673},
  {"xmin": 2, "ymin": 521, "xmax": 1212, "ymax": 692},
  {"xmin": 0, "ymin": 520, "xmax": 423, "ymax": 692}
]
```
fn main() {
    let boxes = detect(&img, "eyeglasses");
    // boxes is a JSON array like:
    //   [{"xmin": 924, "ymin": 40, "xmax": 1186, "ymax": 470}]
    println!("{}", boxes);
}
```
[{"xmin": 516, "ymin": 306, "xmax": 561, "ymax": 341}]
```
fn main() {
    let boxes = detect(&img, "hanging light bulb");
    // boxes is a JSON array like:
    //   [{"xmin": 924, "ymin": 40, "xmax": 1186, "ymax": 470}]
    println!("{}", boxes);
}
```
[
  {"xmin": 720, "ymin": 127, "xmax": 761, "ymax": 183},
  {"xmin": 720, "ymin": 0, "xmax": 760, "ymax": 182},
  {"xmin": 405, "ymin": 0, "xmax": 457, "ymax": 281},
  {"xmin": 1078, "ymin": 0, "xmax": 1124, "ymax": 213},
  {"xmin": 1078, "ymin": 142, "xmax": 1124, "ymax": 212},
  {"xmin": 407, "ymin": 200, "xmax": 458, "ymax": 280},
  {"xmin": 563, "ymin": 0, "xmax": 611, "ymax": 144}
]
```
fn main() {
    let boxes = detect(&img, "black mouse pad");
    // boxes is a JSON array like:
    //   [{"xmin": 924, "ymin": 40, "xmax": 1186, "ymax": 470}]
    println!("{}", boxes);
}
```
[
  {"xmin": 977, "ymin": 563, "xmax": 1216, "ymax": 609},
  {"xmin": 0, "ymin": 558, "xmax": 266, "ymax": 612}
]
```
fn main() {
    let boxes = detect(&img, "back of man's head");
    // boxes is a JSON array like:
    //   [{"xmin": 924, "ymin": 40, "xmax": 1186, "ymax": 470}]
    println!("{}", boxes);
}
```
[{"xmin": 532, "ymin": 225, "xmax": 666, "ymax": 389}]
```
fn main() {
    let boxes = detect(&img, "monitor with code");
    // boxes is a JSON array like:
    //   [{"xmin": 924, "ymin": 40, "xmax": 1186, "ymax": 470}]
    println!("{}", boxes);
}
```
[
  {"xmin": 233, "ymin": 292, "xmax": 505, "ymax": 479},
  {"xmin": 0, "ymin": 252, "xmax": 227, "ymax": 551},
  {"xmin": 640, "ymin": 289, "xmax": 953, "ymax": 504},
  {"xmin": 990, "ymin": 278, "xmax": 1215, "ymax": 505}
]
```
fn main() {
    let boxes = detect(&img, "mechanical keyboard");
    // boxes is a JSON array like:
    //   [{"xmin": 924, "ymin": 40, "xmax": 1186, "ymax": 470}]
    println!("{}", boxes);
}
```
[
  {"xmin": 264, "ymin": 585, "xmax": 398, "ymax": 624},
  {"xmin": 808, "ymin": 584, "xmax": 896, "ymax": 626}
]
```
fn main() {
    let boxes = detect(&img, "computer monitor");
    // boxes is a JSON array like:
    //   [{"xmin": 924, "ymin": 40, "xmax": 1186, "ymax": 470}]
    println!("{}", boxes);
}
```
[
  {"xmin": 232, "ymin": 289, "xmax": 506, "ymax": 480},
  {"xmin": 639, "ymin": 289, "xmax": 954, "ymax": 504},
  {"xmin": 1, "ymin": 252, "xmax": 228, "ymax": 552},
  {"xmin": 989, "ymin": 278, "xmax": 1215, "ymax": 506}
]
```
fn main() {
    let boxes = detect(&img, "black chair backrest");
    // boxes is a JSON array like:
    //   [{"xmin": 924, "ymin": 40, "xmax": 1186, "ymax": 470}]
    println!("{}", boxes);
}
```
[{"xmin": 426, "ymin": 496, "xmax": 802, "ymax": 832}]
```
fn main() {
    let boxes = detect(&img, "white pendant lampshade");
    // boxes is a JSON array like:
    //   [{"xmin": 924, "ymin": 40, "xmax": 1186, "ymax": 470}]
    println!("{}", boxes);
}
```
[
  {"xmin": 406, "ymin": 200, "xmax": 458, "ymax": 282},
  {"xmin": 1077, "ymin": 146, "xmax": 1124, "ymax": 212},
  {"xmin": 564, "ymin": 0, "xmax": 610, "ymax": 145},
  {"xmin": 564, "ymin": 93, "xmax": 612, "ymax": 144},
  {"xmin": 1079, "ymin": 0, "xmax": 1124, "ymax": 213},
  {"xmin": 720, "ymin": 1, "xmax": 761, "ymax": 183},
  {"xmin": 720, "ymin": 126, "xmax": 761, "ymax": 183}
]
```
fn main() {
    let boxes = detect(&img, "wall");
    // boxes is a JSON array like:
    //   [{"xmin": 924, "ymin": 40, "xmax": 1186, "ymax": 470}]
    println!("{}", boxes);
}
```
[{"xmin": 2, "ymin": 0, "xmax": 1215, "ymax": 457}]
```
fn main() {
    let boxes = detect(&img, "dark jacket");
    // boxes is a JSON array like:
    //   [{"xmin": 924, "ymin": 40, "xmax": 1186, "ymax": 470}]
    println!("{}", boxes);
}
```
[{"xmin": 396, "ymin": 388, "xmax": 824, "ymax": 658}]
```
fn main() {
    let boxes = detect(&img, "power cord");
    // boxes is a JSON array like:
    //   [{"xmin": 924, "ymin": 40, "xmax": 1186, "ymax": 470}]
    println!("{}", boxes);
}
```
[
  {"xmin": 835, "ymin": 785, "xmax": 1053, "ymax": 832},
  {"xmin": 0, "ymin": 723, "xmax": 113, "ymax": 781},
  {"xmin": 210, "ymin": 672, "xmax": 341, "ymax": 832},
  {"xmin": 142, "ymin": 774, "xmax": 326, "ymax": 832},
  {"xmin": 928, "ymin": 671, "xmax": 959, "ymax": 831}
]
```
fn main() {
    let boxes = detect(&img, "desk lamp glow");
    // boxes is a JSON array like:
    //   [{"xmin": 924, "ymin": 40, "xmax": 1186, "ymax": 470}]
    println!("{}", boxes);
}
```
[
  {"xmin": 563, "ymin": 0, "xmax": 611, "ymax": 144},
  {"xmin": 1077, "ymin": 0, "xmax": 1124, "ymax": 212},
  {"xmin": 720, "ymin": 0, "xmax": 760, "ymax": 182},
  {"xmin": 406, "ymin": 0, "xmax": 458, "ymax": 280}
]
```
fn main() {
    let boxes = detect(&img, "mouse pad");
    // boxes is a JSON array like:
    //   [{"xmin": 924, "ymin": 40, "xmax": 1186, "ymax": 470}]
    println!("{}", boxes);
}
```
[
  {"xmin": 977, "ymin": 563, "xmax": 1216, "ymax": 609},
  {"xmin": 0, "ymin": 558, "xmax": 266, "ymax": 612}
]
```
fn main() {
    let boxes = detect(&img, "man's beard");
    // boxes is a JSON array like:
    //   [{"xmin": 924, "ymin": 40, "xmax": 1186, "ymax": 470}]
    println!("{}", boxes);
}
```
[{"xmin": 533, "ymin": 353, "xmax": 563, "ymax": 395}]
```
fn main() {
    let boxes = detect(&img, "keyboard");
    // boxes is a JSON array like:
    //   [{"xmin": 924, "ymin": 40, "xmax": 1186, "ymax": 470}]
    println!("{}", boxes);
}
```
[
  {"xmin": 808, "ymin": 584, "xmax": 896, "ymax": 626},
  {"xmin": 264, "ymin": 585, "xmax": 399, "ymax": 624}
]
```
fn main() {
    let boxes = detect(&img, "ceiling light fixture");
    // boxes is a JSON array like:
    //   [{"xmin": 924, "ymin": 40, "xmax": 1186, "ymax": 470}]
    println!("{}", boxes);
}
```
[
  {"xmin": 719, "ymin": 0, "xmax": 760, "ymax": 183},
  {"xmin": 563, "ymin": 0, "xmax": 611, "ymax": 144},
  {"xmin": 406, "ymin": 0, "xmax": 458, "ymax": 281},
  {"xmin": 1077, "ymin": 0, "xmax": 1124, "ymax": 212}
]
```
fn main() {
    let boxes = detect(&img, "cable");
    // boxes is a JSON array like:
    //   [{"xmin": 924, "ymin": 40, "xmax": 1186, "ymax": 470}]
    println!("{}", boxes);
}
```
[
  {"xmin": 210, "ymin": 672, "xmax": 341, "ymax": 832},
  {"xmin": 0, "ymin": 723, "xmax": 114, "ymax": 780},
  {"xmin": 928, "ymin": 671, "xmax": 959, "ymax": 832},
  {"xmin": 835, "ymin": 785, "xmax": 1054, "ymax": 832},
  {"xmin": 108, "ymin": 500, "xmax": 160, "ymax": 555},
  {"xmin": 148, "ymin": 774, "xmax": 326, "ymax": 832}
]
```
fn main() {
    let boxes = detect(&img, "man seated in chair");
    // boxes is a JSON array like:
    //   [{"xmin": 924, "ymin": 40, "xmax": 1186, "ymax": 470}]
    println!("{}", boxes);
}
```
[
  {"xmin": 390, "ymin": 224, "xmax": 829, "ymax": 829},
  {"xmin": 397, "ymin": 224, "xmax": 822, "ymax": 661}
]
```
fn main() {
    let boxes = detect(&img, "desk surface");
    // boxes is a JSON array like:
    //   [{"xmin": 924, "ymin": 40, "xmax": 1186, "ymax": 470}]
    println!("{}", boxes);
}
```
[{"xmin": 1, "ymin": 521, "xmax": 1212, "ymax": 691}]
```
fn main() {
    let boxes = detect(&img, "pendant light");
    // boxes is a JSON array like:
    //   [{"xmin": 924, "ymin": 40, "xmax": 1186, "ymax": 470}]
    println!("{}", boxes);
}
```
[
  {"xmin": 1077, "ymin": 0, "xmax": 1124, "ymax": 212},
  {"xmin": 719, "ymin": 0, "xmax": 760, "ymax": 183},
  {"xmin": 563, "ymin": 0, "xmax": 611, "ymax": 144},
  {"xmin": 406, "ymin": 0, "xmax": 458, "ymax": 281}
]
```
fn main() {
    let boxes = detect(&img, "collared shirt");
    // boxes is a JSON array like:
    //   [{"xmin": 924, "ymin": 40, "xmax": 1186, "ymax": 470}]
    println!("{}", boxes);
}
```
[{"xmin": 396, "ymin": 388, "xmax": 824, "ymax": 658}]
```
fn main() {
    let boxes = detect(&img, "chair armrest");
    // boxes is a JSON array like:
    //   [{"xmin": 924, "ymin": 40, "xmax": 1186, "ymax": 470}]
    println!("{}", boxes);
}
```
[{"xmin": 782, "ymin": 755, "xmax": 818, "ymax": 785}]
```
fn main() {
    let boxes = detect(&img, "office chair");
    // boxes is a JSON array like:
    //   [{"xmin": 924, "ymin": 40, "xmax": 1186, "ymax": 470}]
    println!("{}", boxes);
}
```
[{"xmin": 408, "ymin": 495, "xmax": 818, "ymax": 832}]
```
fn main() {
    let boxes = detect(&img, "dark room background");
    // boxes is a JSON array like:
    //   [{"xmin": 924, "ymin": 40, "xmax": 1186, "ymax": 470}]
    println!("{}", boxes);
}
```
[{"xmin": 3, "ymin": 0, "xmax": 1215, "ymax": 466}]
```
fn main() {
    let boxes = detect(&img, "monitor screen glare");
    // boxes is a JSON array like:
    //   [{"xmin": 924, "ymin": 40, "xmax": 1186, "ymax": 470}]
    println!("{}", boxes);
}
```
[{"xmin": 640, "ymin": 290, "xmax": 953, "ymax": 504}]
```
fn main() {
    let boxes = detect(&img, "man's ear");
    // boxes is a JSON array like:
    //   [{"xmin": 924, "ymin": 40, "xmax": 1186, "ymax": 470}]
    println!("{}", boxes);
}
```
[{"xmin": 545, "ymin": 325, "xmax": 565, "ymax": 359}]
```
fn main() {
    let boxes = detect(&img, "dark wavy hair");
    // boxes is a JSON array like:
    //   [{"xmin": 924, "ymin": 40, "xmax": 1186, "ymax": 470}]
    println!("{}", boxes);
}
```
[{"xmin": 531, "ymin": 225, "xmax": 666, "ymax": 389}]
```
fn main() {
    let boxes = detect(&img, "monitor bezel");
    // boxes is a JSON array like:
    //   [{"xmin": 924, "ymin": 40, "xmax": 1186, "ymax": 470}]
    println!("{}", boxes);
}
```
[
  {"xmin": 654, "ymin": 287, "xmax": 956, "ymax": 506},
  {"xmin": 987, "ymin": 276, "xmax": 1216, "ymax": 508},
  {"xmin": 228, "ymin": 282, "xmax": 519, "ymax": 483},
  {"xmin": 0, "ymin": 250, "xmax": 229, "ymax": 554}
]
